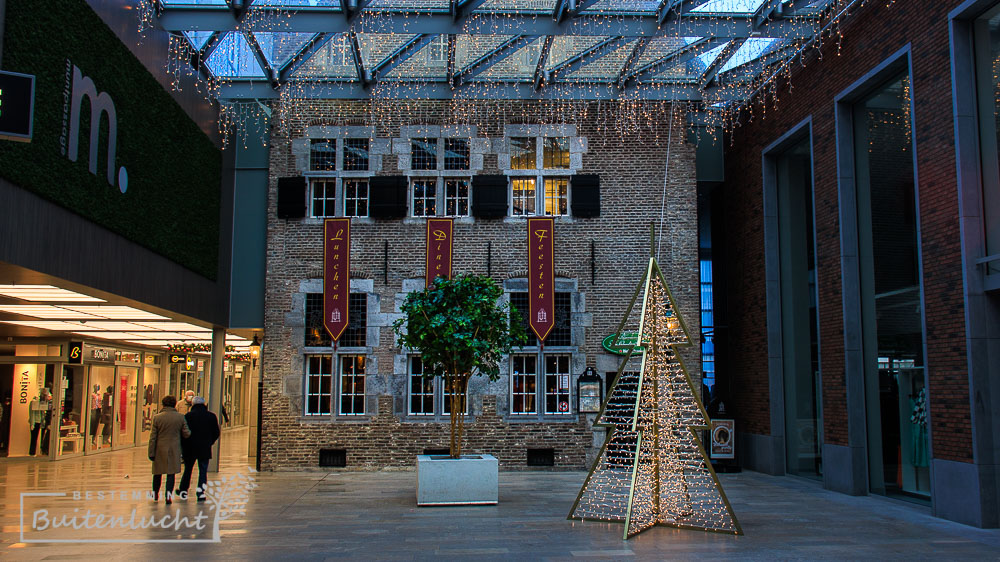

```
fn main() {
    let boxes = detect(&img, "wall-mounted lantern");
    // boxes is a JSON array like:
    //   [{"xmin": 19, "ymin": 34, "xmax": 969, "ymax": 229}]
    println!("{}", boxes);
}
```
[{"xmin": 577, "ymin": 366, "xmax": 603, "ymax": 413}]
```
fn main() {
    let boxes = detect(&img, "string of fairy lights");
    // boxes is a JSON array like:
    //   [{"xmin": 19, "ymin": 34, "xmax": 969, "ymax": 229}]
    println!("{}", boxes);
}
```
[
  {"xmin": 133, "ymin": 0, "xmax": 895, "ymax": 146},
  {"xmin": 569, "ymin": 258, "xmax": 740, "ymax": 538}
]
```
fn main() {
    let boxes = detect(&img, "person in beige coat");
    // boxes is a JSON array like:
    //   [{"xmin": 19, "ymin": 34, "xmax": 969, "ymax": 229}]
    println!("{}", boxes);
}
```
[{"xmin": 148, "ymin": 395, "xmax": 190, "ymax": 504}]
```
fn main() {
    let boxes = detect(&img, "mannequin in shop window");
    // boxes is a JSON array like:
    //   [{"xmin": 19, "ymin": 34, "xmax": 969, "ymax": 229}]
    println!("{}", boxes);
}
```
[
  {"xmin": 28, "ymin": 388, "xmax": 52, "ymax": 456},
  {"xmin": 89, "ymin": 385, "xmax": 101, "ymax": 446},
  {"xmin": 100, "ymin": 385, "xmax": 113, "ymax": 447}
]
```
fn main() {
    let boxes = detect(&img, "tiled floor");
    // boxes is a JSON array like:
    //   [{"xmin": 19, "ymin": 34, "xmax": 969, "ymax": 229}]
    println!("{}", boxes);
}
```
[{"xmin": 2, "ymin": 429, "xmax": 999, "ymax": 560}]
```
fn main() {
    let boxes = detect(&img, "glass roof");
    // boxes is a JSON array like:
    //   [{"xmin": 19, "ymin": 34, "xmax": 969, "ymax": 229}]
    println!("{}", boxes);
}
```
[{"xmin": 152, "ymin": 0, "xmax": 838, "ymax": 102}]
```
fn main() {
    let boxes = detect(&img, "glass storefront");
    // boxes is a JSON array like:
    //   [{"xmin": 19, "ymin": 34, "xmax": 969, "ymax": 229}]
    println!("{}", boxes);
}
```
[
  {"xmin": 57, "ymin": 365, "xmax": 86, "ymax": 456},
  {"xmin": 853, "ymin": 71, "xmax": 930, "ymax": 500},
  {"xmin": 0, "ymin": 345, "xmax": 59, "ymax": 458},
  {"xmin": 87, "ymin": 364, "xmax": 116, "ymax": 452}
]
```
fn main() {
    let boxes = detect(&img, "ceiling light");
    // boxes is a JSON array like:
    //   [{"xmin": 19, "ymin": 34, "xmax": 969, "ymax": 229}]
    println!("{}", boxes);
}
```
[
  {"xmin": 72, "ymin": 331, "xmax": 149, "ymax": 340},
  {"xmin": 132, "ymin": 321, "xmax": 211, "ymax": 332},
  {"xmin": 0, "ymin": 285, "xmax": 105, "ymax": 302},
  {"xmin": 0, "ymin": 305, "xmax": 104, "ymax": 319},
  {"xmin": 61, "ymin": 306, "xmax": 169, "ymax": 320},
  {"xmin": 1, "ymin": 320, "xmax": 99, "ymax": 331}
]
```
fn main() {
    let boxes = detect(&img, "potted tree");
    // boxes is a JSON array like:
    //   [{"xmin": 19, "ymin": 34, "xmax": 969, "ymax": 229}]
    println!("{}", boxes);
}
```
[{"xmin": 393, "ymin": 274, "xmax": 526, "ymax": 505}]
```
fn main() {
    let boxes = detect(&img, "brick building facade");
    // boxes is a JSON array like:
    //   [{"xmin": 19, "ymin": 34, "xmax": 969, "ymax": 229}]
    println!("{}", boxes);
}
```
[
  {"xmin": 260, "ymin": 100, "xmax": 701, "ymax": 472},
  {"xmin": 713, "ymin": 0, "xmax": 1000, "ymax": 528}
]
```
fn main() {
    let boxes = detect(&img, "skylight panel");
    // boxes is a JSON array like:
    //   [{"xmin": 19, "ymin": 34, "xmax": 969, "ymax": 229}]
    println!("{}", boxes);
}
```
[
  {"xmin": 253, "ymin": 0, "xmax": 340, "ymax": 6},
  {"xmin": 292, "ymin": 34, "xmax": 358, "ymax": 80},
  {"xmin": 367, "ymin": 0, "xmax": 450, "ymax": 8},
  {"xmin": 690, "ymin": 0, "xmax": 766, "ymax": 14},
  {"xmin": 160, "ymin": 0, "xmax": 226, "ymax": 5},
  {"xmin": 254, "ymin": 32, "xmax": 319, "ymax": 70},
  {"xmin": 546, "ymin": 37, "xmax": 608, "ymax": 71},
  {"xmin": 633, "ymin": 37, "xmax": 702, "ymax": 70},
  {"xmin": 718, "ymin": 37, "xmax": 782, "ymax": 74},
  {"xmin": 695, "ymin": 42, "xmax": 730, "ymax": 71},
  {"xmin": 455, "ymin": 35, "xmax": 517, "ymax": 71},
  {"xmin": 477, "ymin": 36, "xmax": 546, "ymax": 80},
  {"xmin": 580, "ymin": 0, "xmax": 661, "ymax": 13},
  {"xmin": 357, "ymin": 33, "xmax": 420, "ymax": 73},
  {"xmin": 563, "ymin": 39, "xmax": 639, "ymax": 81},
  {"xmin": 205, "ymin": 32, "xmax": 267, "ymax": 78},
  {"xmin": 477, "ymin": 0, "xmax": 558, "ymax": 12},
  {"xmin": 184, "ymin": 31, "xmax": 214, "ymax": 52}
]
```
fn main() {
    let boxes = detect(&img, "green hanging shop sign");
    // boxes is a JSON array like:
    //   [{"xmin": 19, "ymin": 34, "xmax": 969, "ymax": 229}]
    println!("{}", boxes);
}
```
[{"xmin": 601, "ymin": 331, "xmax": 645, "ymax": 356}]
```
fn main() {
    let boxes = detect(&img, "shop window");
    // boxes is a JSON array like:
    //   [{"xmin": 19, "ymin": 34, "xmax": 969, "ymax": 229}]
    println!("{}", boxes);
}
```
[
  {"xmin": 343, "ymin": 138, "xmax": 369, "ymax": 171},
  {"xmin": 311, "ymin": 179, "xmax": 337, "ymax": 218},
  {"xmin": 343, "ymin": 179, "xmax": 369, "ymax": 218},
  {"xmin": 305, "ymin": 292, "xmax": 368, "ymax": 347},
  {"xmin": 411, "ymin": 138, "xmax": 437, "ymax": 170},
  {"xmin": 444, "ymin": 138, "xmax": 470, "ymax": 170},
  {"xmin": 975, "ymin": 10, "xmax": 1000, "ymax": 280},
  {"xmin": 310, "ymin": 139, "xmax": 337, "ymax": 171}
]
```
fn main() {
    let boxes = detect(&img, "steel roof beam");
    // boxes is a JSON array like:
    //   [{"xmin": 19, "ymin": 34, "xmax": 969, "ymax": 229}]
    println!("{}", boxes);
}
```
[
  {"xmin": 548, "ymin": 36, "xmax": 627, "ymax": 78},
  {"xmin": 348, "ymin": 31, "xmax": 368, "ymax": 87},
  {"xmin": 242, "ymin": 29, "xmax": 277, "ymax": 85},
  {"xmin": 218, "ymin": 79, "xmax": 744, "ymax": 101},
  {"xmin": 698, "ymin": 36, "xmax": 744, "ymax": 88},
  {"xmin": 657, "ymin": 0, "xmax": 683, "ymax": 26},
  {"xmin": 452, "ymin": 0, "xmax": 490, "ymax": 20},
  {"xmin": 532, "ymin": 35, "xmax": 555, "ymax": 91},
  {"xmin": 615, "ymin": 37, "xmax": 649, "ymax": 89},
  {"xmin": 622, "ymin": 36, "xmax": 725, "ymax": 86},
  {"xmin": 156, "ymin": 9, "xmax": 818, "ymax": 39},
  {"xmin": 753, "ymin": 0, "xmax": 784, "ymax": 28},
  {"xmin": 370, "ymin": 34, "xmax": 434, "ymax": 81},
  {"xmin": 453, "ymin": 35, "xmax": 537, "ymax": 84},
  {"xmin": 278, "ymin": 32, "xmax": 336, "ymax": 83}
]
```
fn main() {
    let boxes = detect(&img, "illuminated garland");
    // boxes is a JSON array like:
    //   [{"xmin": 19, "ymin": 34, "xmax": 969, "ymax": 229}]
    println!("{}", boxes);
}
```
[
  {"xmin": 132, "ymin": 0, "xmax": 893, "ymax": 145},
  {"xmin": 569, "ymin": 253, "xmax": 741, "ymax": 538}
]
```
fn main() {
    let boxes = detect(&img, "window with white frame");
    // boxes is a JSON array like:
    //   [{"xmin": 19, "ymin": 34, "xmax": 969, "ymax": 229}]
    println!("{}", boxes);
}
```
[
  {"xmin": 305, "ymin": 355, "xmax": 333, "ymax": 415},
  {"xmin": 511, "ymin": 353, "xmax": 573, "ymax": 416},
  {"xmin": 343, "ymin": 179, "xmax": 369, "ymax": 217},
  {"xmin": 444, "ymin": 179, "xmax": 470, "ymax": 216},
  {"xmin": 303, "ymin": 292, "xmax": 369, "ymax": 417},
  {"xmin": 511, "ymin": 355, "xmax": 537, "ymax": 414},
  {"xmin": 407, "ymin": 355, "xmax": 468, "ymax": 417},
  {"xmin": 306, "ymin": 136, "xmax": 372, "ymax": 218},
  {"xmin": 311, "ymin": 178, "xmax": 337, "ymax": 218},
  {"xmin": 543, "ymin": 355, "xmax": 571, "ymax": 414},
  {"xmin": 411, "ymin": 178, "xmax": 437, "ymax": 217},
  {"xmin": 339, "ymin": 354, "xmax": 366, "ymax": 415},
  {"xmin": 508, "ymin": 135, "xmax": 570, "ymax": 216},
  {"xmin": 310, "ymin": 139, "xmax": 337, "ymax": 171}
]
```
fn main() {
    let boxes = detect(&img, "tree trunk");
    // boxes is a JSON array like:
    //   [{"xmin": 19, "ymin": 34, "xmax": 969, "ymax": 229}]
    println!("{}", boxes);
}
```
[{"xmin": 449, "ymin": 375, "xmax": 459, "ymax": 458}]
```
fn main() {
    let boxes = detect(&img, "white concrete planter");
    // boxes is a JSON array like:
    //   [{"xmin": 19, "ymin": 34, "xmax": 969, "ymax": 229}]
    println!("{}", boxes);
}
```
[{"xmin": 416, "ymin": 454, "xmax": 499, "ymax": 506}]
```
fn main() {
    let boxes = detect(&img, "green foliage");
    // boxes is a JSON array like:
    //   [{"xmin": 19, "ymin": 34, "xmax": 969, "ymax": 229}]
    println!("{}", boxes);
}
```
[
  {"xmin": 393, "ymin": 275, "xmax": 527, "ymax": 381},
  {"xmin": 0, "ymin": 0, "xmax": 221, "ymax": 279}
]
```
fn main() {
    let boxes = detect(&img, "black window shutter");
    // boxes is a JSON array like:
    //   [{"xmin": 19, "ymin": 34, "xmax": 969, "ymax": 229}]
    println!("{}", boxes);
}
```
[
  {"xmin": 472, "ymin": 175, "xmax": 509, "ymax": 219},
  {"xmin": 277, "ymin": 176, "xmax": 307, "ymax": 219},
  {"xmin": 370, "ymin": 176, "xmax": 408, "ymax": 219},
  {"xmin": 571, "ymin": 174, "xmax": 600, "ymax": 218}
]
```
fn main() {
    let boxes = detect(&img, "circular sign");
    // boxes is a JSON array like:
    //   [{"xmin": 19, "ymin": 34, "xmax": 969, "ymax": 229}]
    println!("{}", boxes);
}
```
[
  {"xmin": 712, "ymin": 425, "xmax": 731, "ymax": 446},
  {"xmin": 558, "ymin": 401, "xmax": 569, "ymax": 412}
]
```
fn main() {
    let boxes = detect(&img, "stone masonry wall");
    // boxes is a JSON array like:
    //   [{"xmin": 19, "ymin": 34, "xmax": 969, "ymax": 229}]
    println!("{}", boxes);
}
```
[{"xmin": 261, "ymin": 100, "xmax": 699, "ymax": 471}]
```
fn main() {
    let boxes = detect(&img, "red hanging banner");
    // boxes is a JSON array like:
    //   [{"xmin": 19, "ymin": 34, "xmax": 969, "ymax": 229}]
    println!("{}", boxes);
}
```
[
  {"xmin": 425, "ymin": 218, "xmax": 454, "ymax": 287},
  {"xmin": 528, "ymin": 217, "xmax": 555, "ymax": 342},
  {"xmin": 324, "ymin": 218, "xmax": 351, "ymax": 341}
]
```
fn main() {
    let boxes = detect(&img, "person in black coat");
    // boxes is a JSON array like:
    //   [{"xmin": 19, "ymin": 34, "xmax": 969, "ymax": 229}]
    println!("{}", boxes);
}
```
[{"xmin": 176, "ymin": 396, "xmax": 220, "ymax": 501}]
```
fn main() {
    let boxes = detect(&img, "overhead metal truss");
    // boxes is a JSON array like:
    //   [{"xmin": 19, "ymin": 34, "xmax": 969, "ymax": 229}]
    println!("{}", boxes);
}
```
[{"xmin": 153, "ymin": 0, "xmax": 840, "ymax": 102}]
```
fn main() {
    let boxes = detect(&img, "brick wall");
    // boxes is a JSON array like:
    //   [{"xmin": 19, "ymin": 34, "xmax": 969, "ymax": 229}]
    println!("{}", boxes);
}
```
[
  {"xmin": 261, "ymin": 100, "xmax": 701, "ymax": 470},
  {"xmin": 718, "ymin": 0, "xmax": 973, "ymax": 461}
]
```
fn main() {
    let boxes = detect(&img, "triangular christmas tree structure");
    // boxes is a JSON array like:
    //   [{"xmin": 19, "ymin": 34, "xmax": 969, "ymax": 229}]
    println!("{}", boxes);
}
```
[{"xmin": 569, "ymin": 249, "xmax": 742, "ymax": 538}]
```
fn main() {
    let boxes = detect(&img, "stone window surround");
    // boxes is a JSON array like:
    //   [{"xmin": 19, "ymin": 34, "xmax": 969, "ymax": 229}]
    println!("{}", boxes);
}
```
[
  {"xmin": 292, "ymin": 126, "xmax": 390, "ymax": 224},
  {"xmin": 499, "ymin": 125, "xmax": 586, "ymax": 221},
  {"xmin": 291, "ymin": 278, "xmax": 392, "ymax": 422}
]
